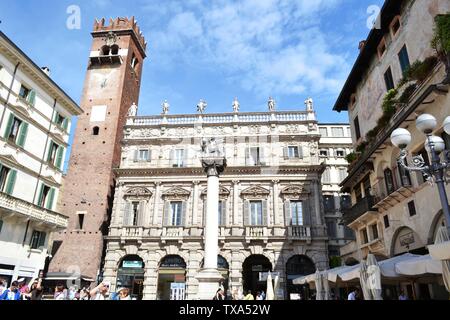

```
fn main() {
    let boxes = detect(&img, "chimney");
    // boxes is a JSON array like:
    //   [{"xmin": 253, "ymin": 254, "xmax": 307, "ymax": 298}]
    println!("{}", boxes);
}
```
[
  {"xmin": 41, "ymin": 66, "xmax": 50, "ymax": 76},
  {"xmin": 358, "ymin": 40, "xmax": 366, "ymax": 52}
]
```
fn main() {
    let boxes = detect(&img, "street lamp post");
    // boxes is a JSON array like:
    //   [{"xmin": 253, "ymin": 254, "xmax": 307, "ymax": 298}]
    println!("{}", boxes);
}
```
[{"xmin": 391, "ymin": 114, "xmax": 450, "ymax": 236}]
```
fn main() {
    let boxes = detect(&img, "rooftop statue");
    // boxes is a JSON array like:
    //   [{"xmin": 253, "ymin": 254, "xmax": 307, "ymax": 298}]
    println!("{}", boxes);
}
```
[
  {"xmin": 268, "ymin": 97, "xmax": 276, "ymax": 112},
  {"xmin": 127, "ymin": 102, "xmax": 138, "ymax": 117},
  {"xmin": 197, "ymin": 99, "xmax": 207, "ymax": 114},
  {"xmin": 162, "ymin": 100, "xmax": 169, "ymax": 115},
  {"xmin": 232, "ymin": 97, "xmax": 240, "ymax": 113},
  {"xmin": 305, "ymin": 98, "xmax": 314, "ymax": 111}
]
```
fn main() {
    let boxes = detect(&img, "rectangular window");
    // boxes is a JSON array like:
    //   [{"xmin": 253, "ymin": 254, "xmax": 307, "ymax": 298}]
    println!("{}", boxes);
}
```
[
  {"xmin": 319, "ymin": 127, "xmax": 328, "ymax": 137},
  {"xmin": 339, "ymin": 168, "xmax": 348, "ymax": 182},
  {"xmin": 340, "ymin": 195, "xmax": 352, "ymax": 210},
  {"xmin": 371, "ymin": 224, "xmax": 379, "ymax": 240},
  {"xmin": 336, "ymin": 150, "xmax": 345, "ymax": 157},
  {"xmin": 8, "ymin": 117, "xmax": 22, "ymax": 143},
  {"xmin": 326, "ymin": 219, "xmax": 337, "ymax": 238},
  {"xmin": 218, "ymin": 201, "xmax": 224, "ymax": 226},
  {"xmin": 250, "ymin": 201, "xmax": 263, "ymax": 226},
  {"xmin": 383, "ymin": 215, "xmax": 390, "ymax": 228},
  {"xmin": 287, "ymin": 146, "xmax": 299, "ymax": 158},
  {"xmin": 290, "ymin": 201, "xmax": 303, "ymax": 226},
  {"xmin": 38, "ymin": 185, "xmax": 51, "ymax": 208},
  {"xmin": 331, "ymin": 127, "xmax": 344, "ymax": 137},
  {"xmin": 354, "ymin": 116, "xmax": 361, "ymax": 140},
  {"xmin": 407, "ymin": 200, "xmax": 417, "ymax": 217},
  {"xmin": 47, "ymin": 142, "xmax": 59, "ymax": 165},
  {"xmin": 344, "ymin": 226, "xmax": 354, "ymax": 239},
  {"xmin": 30, "ymin": 230, "xmax": 46, "ymax": 249},
  {"xmin": 361, "ymin": 228, "xmax": 369, "ymax": 244},
  {"xmin": 0, "ymin": 165, "xmax": 10, "ymax": 192},
  {"xmin": 138, "ymin": 149, "xmax": 150, "ymax": 161},
  {"xmin": 19, "ymin": 85, "xmax": 30, "ymax": 99},
  {"xmin": 390, "ymin": 16, "xmax": 401, "ymax": 36},
  {"xmin": 131, "ymin": 202, "xmax": 139, "ymax": 226},
  {"xmin": 246, "ymin": 147, "xmax": 261, "ymax": 166},
  {"xmin": 322, "ymin": 168, "xmax": 331, "ymax": 184},
  {"xmin": 77, "ymin": 214, "xmax": 85, "ymax": 230},
  {"xmin": 170, "ymin": 201, "xmax": 183, "ymax": 226},
  {"xmin": 384, "ymin": 67, "xmax": 395, "ymax": 91},
  {"xmin": 319, "ymin": 150, "xmax": 328, "ymax": 157},
  {"xmin": 378, "ymin": 38, "xmax": 386, "ymax": 58},
  {"xmin": 323, "ymin": 195, "xmax": 335, "ymax": 213},
  {"xmin": 398, "ymin": 45, "xmax": 410, "ymax": 74},
  {"xmin": 173, "ymin": 149, "xmax": 184, "ymax": 168}
]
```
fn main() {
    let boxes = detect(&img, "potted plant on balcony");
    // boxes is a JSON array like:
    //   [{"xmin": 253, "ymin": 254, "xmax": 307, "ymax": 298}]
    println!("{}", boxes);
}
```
[{"xmin": 432, "ymin": 14, "xmax": 450, "ymax": 84}]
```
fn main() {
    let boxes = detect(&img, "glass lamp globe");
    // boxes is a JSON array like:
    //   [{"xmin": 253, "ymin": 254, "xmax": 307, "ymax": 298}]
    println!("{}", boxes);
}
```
[
  {"xmin": 425, "ymin": 135, "xmax": 446, "ymax": 154},
  {"xmin": 443, "ymin": 116, "xmax": 450, "ymax": 136},
  {"xmin": 391, "ymin": 128, "xmax": 412, "ymax": 149},
  {"xmin": 416, "ymin": 114, "xmax": 437, "ymax": 134}
]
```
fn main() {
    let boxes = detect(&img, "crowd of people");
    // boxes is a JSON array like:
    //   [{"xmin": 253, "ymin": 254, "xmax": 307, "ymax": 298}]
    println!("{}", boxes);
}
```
[{"xmin": 0, "ymin": 278, "xmax": 133, "ymax": 300}]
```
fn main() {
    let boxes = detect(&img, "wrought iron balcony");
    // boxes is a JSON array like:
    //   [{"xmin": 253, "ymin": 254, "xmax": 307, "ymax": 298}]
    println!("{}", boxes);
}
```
[{"xmin": 342, "ymin": 195, "xmax": 377, "ymax": 225}]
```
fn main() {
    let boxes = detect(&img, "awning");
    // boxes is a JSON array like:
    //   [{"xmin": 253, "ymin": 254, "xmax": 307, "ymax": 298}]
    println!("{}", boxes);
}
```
[
  {"xmin": 395, "ymin": 254, "xmax": 442, "ymax": 275},
  {"xmin": 292, "ymin": 273, "xmax": 316, "ymax": 285},
  {"xmin": 44, "ymin": 272, "xmax": 95, "ymax": 282},
  {"xmin": 428, "ymin": 241, "xmax": 450, "ymax": 261}
]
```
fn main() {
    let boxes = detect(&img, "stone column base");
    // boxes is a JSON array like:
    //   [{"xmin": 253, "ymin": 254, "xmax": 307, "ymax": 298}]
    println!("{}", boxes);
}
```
[{"xmin": 195, "ymin": 268, "xmax": 224, "ymax": 300}]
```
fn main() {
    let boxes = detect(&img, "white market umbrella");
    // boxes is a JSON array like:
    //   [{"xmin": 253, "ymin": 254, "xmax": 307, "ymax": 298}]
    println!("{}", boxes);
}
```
[
  {"xmin": 322, "ymin": 271, "xmax": 331, "ymax": 300},
  {"xmin": 293, "ymin": 272, "xmax": 316, "ymax": 285},
  {"xmin": 366, "ymin": 254, "xmax": 382, "ymax": 300},
  {"xmin": 359, "ymin": 260, "xmax": 371, "ymax": 300},
  {"xmin": 315, "ymin": 270, "xmax": 323, "ymax": 300},
  {"xmin": 395, "ymin": 254, "xmax": 442, "ymax": 275},
  {"xmin": 435, "ymin": 226, "xmax": 450, "ymax": 292},
  {"xmin": 266, "ymin": 273, "xmax": 275, "ymax": 300},
  {"xmin": 273, "ymin": 274, "xmax": 280, "ymax": 300}
]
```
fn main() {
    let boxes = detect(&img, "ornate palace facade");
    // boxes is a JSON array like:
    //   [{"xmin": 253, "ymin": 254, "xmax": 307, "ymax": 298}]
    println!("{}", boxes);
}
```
[{"xmin": 102, "ymin": 102, "xmax": 330, "ymax": 300}]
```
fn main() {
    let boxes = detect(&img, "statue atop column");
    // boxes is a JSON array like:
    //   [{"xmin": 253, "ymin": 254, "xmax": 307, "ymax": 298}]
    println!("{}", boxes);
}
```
[
  {"xmin": 197, "ymin": 99, "xmax": 207, "ymax": 114},
  {"xmin": 232, "ymin": 97, "xmax": 240, "ymax": 113},
  {"xmin": 305, "ymin": 97, "xmax": 314, "ymax": 111},
  {"xmin": 268, "ymin": 97, "xmax": 276, "ymax": 112},
  {"xmin": 162, "ymin": 100, "xmax": 169, "ymax": 115},
  {"xmin": 127, "ymin": 102, "xmax": 138, "ymax": 117},
  {"xmin": 200, "ymin": 137, "xmax": 226, "ymax": 177}
]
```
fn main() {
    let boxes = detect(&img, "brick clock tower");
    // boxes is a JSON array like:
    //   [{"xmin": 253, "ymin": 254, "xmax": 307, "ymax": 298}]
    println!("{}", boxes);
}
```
[{"xmin": 49, "ymin": 17, "xmax": 147, "ymax": 281}]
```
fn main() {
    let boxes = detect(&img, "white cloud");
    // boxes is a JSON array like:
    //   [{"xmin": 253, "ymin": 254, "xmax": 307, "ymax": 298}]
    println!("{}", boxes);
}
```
[{"xmin": 144, "ymin": 0, "xmax": 349, "ymax": 97}]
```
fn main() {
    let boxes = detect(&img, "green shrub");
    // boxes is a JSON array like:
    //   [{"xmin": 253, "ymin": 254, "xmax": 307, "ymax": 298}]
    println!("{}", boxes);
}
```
[
  {"xmin": 356, "ymin": 141, "xmax": 368, "ymax": 153},
  {"xmin": 398, "ymin": 83, "xmax": 417, "ymax": 104},
  {"xmin": 432, "ymin": 14, "xmax": 450, "ymax": 54},
  {"xmin": 345, "ymin": 152, "xmax": 358, "ymax": 164},
  {"xmin": 404, "ymin": 56, "xmax": 439, "ymax": 82}
]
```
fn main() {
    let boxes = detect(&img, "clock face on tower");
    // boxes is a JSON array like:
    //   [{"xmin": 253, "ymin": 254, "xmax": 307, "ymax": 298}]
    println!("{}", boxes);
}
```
[{"xmin": 90, "ymin": 68, "xmax": 118, "ymax": 90}]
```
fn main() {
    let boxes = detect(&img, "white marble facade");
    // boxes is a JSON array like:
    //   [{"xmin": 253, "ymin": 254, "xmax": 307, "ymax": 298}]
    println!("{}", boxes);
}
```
[{"xmin": 103, "ymin": 107, "xmax": 330, "ymax": 300}]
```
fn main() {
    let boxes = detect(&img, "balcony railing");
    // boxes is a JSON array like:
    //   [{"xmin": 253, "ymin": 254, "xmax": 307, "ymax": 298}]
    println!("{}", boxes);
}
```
[
  {"xmin": 0, "ymin": 191, "xmax": 68, "ymax": 229},
  {"xmin": 288, "ymin": 226, "xmax": 311, "ymax": 239},
  {"xmin": 342, "ymin": 195, "xmax": 376, "ymax": 225},
  {"xmin": 373, "ymin": 169, "xmax": 413, "ymax": 207}
]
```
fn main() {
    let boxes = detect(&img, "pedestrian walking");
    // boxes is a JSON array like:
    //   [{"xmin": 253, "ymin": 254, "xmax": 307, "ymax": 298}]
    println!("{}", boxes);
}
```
[{"xmin": 0, "ymin": 281, "xmax": 21, "ymax": 300}]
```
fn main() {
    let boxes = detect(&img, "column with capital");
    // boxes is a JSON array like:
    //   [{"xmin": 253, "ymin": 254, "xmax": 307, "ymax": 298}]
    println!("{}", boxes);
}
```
[
  {"xmin": 152, "ymin": 182, "xmax": 161, "ymax": 226},
  {"xmin": 196, "ymin": 139, "xmax": 227, "ymax": 299},
  {"xmin": 232, "ymin": 180, "xmax": 239, "ymax": 225},
  {"xmin": 312, "ymin": 179, "xmax": 323, "ymax": 227}
]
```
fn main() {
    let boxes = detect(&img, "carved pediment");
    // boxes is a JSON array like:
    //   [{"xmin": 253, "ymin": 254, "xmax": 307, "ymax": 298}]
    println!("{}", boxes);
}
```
[
  {"xmin": 0, "ymin": 154, "xmax": 20, "ymax": 167},
  {"xmin": 201, "ymin": 186, "xmax": 230, "ymax": 197},
  {"xmin": 162, "ymin": 187, "xmax": 190, "ymax": 199},
  {"xmin": 241, "ymin": 186, "xmax": 270, "ymax": 197},
  {"xmin": 124, "ymin": 187, "xmax": 152, "ymax": 198},
  {"xmin": 280, "ymin": 185, "xmax": 309, "ymax": 197}
]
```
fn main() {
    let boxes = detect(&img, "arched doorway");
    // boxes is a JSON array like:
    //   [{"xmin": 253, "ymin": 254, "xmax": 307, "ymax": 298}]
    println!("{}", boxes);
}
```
[
  {"xmin": 116, "ymin": 255, "xmax": 145, "ymax": 300},
  {"xmin": 285, "ymin": 255, "xmax": 315, "ymax": 300},
  {"xmin": 242, "ymin": 255, "xmax": 272, "ymax": 296},
  {"xmin": 157, "ymin": 255, "xmax": 186, "ymax": 300}
]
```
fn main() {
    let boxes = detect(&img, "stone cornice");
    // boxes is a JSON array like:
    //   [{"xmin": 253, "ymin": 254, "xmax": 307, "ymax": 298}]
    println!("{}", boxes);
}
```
[{"xmin": 114, "ymin": 165, "xmax": 325, "ymax": 177}]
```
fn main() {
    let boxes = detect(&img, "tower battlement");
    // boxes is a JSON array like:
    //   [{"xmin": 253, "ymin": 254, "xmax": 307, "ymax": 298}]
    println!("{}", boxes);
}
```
[{"xmin": 93, "ymin": 17, "xmax": 147, "ymax": 53}]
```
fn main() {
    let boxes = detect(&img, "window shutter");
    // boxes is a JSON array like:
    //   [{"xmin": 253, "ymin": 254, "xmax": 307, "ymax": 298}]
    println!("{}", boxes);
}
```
[
  {"xmin": 138, "ymin": 201, "xmax": 145, "ymax": 226},
  {"xmin": 147, "ymin": 149, "xmax": 152, "ymax": 162},
  {"xmin": 284, "ymin": 200, "xmax": 291, "ymax": 226},
  {"xmin": 221, "ymin": 200, "xmax": 227, "ymax": 226},
  {"xmin": 5, "ymin": 170, "xmax": 17, "ymax": 195},
  {"xmin": 38, "ymin": 232, "xmax": 46, "ymax": 248},
  {"xmin": 46, "ymin": 188, "xmax": 55, "ymax": 210},
  {"xmin": 16, "ymin": 122, "xmax": 28, "ymax": 147},
  {"xmin": 262, "ymin": 200, "xmax": 268, "ymax": 226},
  {"xmin": 243, "ymin": 200, "xmax": 250, "ymax": 226},
  {"xmin": 133, "ymin": 150, "xmax": 138, "ymax": 162},
  {"xmin": 170, "ymin": 149, "xmax": 175, "ymax": 166},
  {"xmin": 245, "ymin": 148, "xmax": 250, "ymax": 165},
  {"xmin": 283, "ymin": 147, "xmax": 288, "ymax": 159},
  {"xmin": 163, "ymin": 201, "xmax": 171, "ymax": 226},
  {"xmin": 52, "ymin": 112, "xmax": 59, "ymax": 123},
  {"xmin": 55, "ymin": 146, "xmax": 64, "ymax": 169},
  {"xmin": 259, "ymin": 147, "xmax": 266, "ymax": 165},
  {"xmin": 123, "ymin": 202, "xmax": 132, "ymax": 225},
  {"xmin": 298, "ymin": 145, "xmax": 303, "ymax": 159},
  {"xmin": 46, "ymin": 141, "xmax": 54, "ymax": 162},
  {"xmin": 181, "ymin": 201, "xmax": 187, "ymax": 226},
  {"xmin": 27, "ymin": 90, "xmax": 36, "ymax": 106},
  {"xmin": 62, "ymin": 118, "xmax": 69, "ymax": 131},
  {"xmin": 303, "ymin": 200, "xmax": 311, "ymax": 226},
  {"xmin": 36, "ymin": 184, "xmax": 44, "ymax": 206},
  {"xmin": 3, "ymin": 114, "xmax": 13, "ymax": 139}
]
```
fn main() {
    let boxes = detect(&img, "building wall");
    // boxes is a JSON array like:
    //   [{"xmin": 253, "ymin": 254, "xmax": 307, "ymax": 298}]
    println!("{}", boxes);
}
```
[{"xmin": 0, "ymin": 32, "xmax": 80, "ymax": 284}]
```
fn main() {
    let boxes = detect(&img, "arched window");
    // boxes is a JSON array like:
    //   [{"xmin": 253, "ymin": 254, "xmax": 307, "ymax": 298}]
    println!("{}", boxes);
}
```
[
  {"xmin": 101, "ymin": 45, "xmax": 110, "ymax": 56},
  {"xmin": 110, "ymin": 44, "xmax": 119, "ymax": 55},
  {"xmin": 93, "ymin": 126, "xmax": 100, "ymax": 136}
]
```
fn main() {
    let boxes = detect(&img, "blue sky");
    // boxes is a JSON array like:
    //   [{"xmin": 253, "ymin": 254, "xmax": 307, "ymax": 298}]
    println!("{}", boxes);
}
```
[{"xmin": 0, "ymin": 0, "xmax": 384, "ymax": 168}]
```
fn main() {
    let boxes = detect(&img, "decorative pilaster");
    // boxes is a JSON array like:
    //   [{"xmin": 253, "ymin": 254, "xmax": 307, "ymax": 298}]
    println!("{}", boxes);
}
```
[
  {"xmin": 152, "ymin": 182, "xmax": 161, "ymax": 225},
  {"xmin": 313, "ymin": 180, "xmax": 323, "ymax": 226},
  {"xmin": 232, "ymin": 180, "xmax": 239, "ymax": 225},
  {"xmin": 192, "ymin": 180, "xmax": 200, "ymax": 225},
  {"xmin": 272, "ymin": 180, "xmax": 279, "ymax": 226}
]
